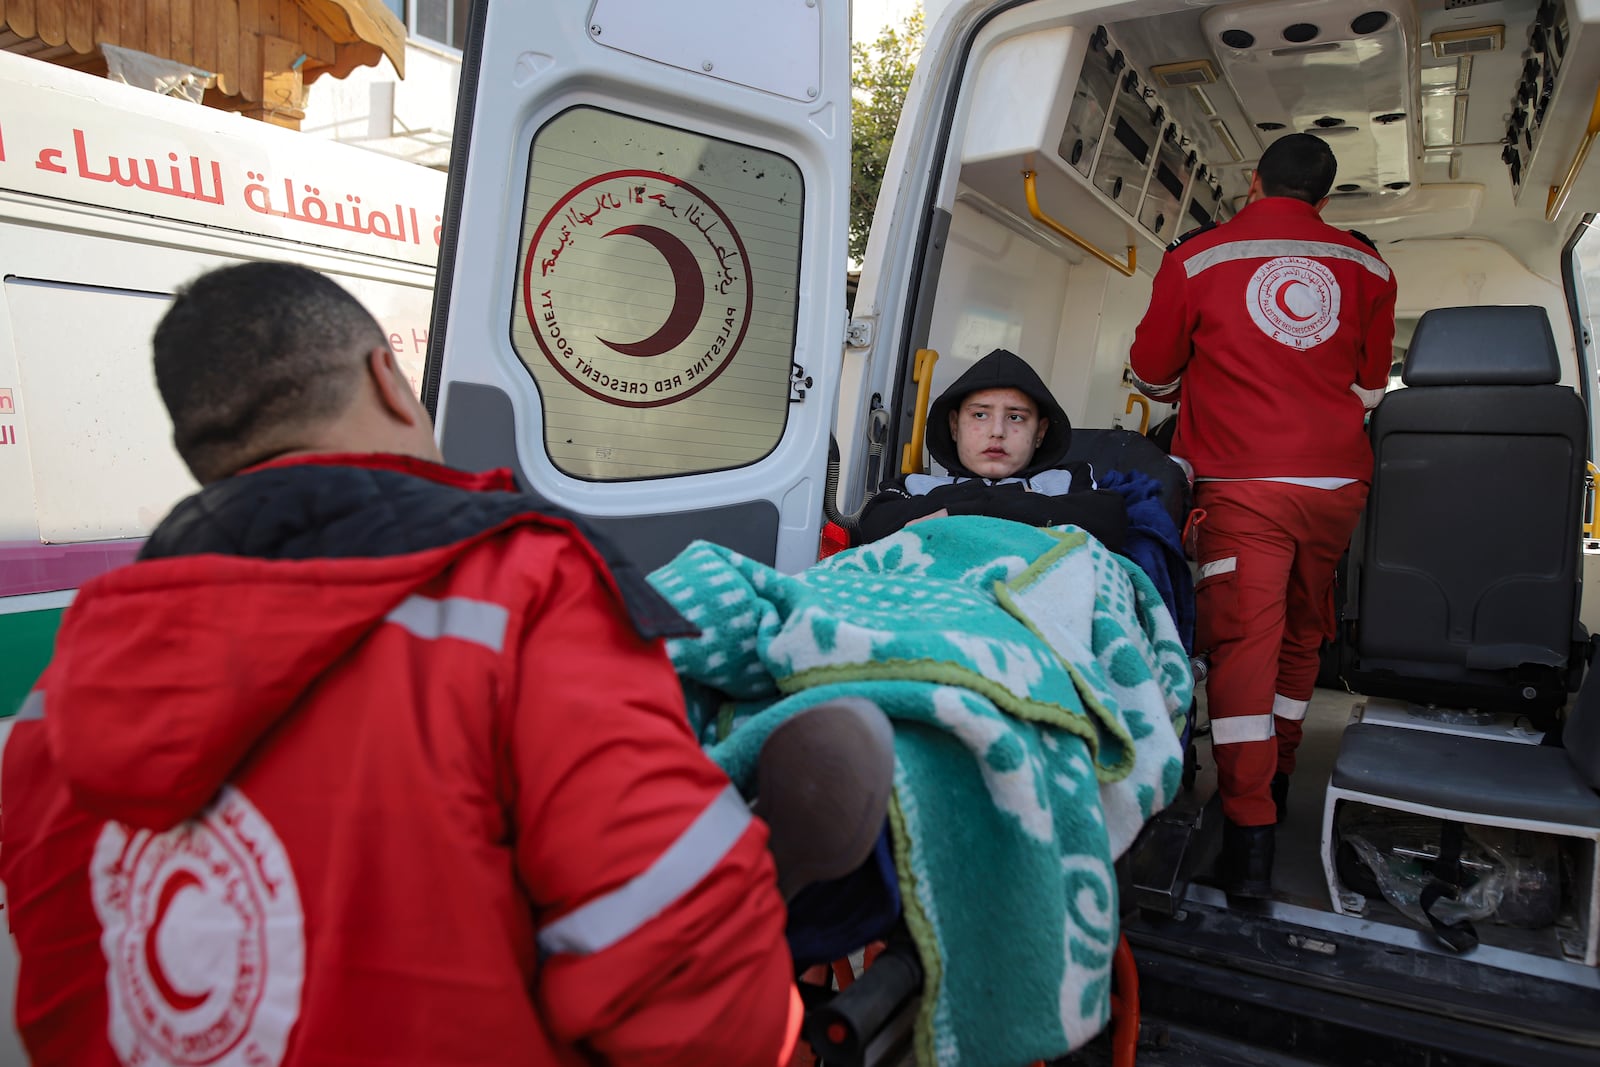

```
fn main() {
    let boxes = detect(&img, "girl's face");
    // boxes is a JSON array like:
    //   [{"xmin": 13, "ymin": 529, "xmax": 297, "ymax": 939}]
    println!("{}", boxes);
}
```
[{"xmin": 948, "ymin": 387, "xmax": 1046, "ymax": 478}]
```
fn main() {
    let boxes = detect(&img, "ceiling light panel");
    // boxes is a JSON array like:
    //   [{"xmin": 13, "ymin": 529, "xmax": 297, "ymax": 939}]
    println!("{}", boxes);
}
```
[{"xmin": 1202, "ymin": 0, "xmax": 1417, "ymax": 196}]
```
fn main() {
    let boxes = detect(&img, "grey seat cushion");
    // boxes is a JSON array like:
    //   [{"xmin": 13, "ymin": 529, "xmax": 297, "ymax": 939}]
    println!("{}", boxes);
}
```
[{"xmin": 1331, "ymin": 723, "xmax": 1600, "ymax": 829}]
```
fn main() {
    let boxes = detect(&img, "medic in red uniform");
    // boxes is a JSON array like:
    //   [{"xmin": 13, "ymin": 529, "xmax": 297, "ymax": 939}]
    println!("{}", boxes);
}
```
[
  {"xmin": 1130, "ymin": 134, "xmax": 1397, "ymax": 899},
  {"xmin": 0, "ymin": 263, "xmax": 812, "ymax": 1066}
]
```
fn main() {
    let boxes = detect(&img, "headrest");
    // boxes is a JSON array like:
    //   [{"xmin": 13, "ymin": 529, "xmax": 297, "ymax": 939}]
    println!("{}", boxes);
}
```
[{"xmin": 1402, "ymin": 306, "xmax": 1560, "ymax": 387}]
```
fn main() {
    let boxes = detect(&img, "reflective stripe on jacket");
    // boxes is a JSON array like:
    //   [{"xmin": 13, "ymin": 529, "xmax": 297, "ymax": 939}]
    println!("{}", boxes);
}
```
[{"xmin": 1130, "ymin": 197, "xmax": 1397, "ymax": 481}]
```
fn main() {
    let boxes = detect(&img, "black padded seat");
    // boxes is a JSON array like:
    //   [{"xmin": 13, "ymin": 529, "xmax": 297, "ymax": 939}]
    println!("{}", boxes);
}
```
[
  {"xmin": 1399, "ymin": 304, "xmax": 1564, "ymax": 386},
  {"xmin": 1331, "ymin": 723, "xmax": 1600, "ymax": 828},
  {"xmin": 1349, "ymin": 305, "xmax": 1586, "ymax": 719},
  {"xmin": 1064, "ymin": 427, "xmax": 1191, "ymax": 531}
]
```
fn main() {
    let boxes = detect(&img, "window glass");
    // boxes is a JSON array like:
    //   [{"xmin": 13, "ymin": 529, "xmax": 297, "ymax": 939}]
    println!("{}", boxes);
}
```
[
  {"xmin": 1576, "ymin": 221, "xmax": 1600, "ymax": 377},
  {"xmin": 415, "ymin": 0, "xmax": 448, "ymax": 48},
  {"xmin": 510, "ymin": 107, "xmax": 802, "ymax": 480},
  {"xmin": 1388, "ymin": 316, "xmax": 1416, "ymax": 392}
]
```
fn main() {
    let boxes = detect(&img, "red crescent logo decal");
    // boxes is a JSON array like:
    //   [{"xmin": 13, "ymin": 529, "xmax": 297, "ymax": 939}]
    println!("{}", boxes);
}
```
[
  {"xmin": 1246, "ymin": 257, "xmax": 1341, "ymax": 350},
  {"xmin": 144, "ymin": 870, "xmax": 211, "ymax": 1012},
  {"xmin": 519, "ymin": 170, "xmax": 754, "ymax": 409},
  {"xmin": 1272, "ymin": 280, "xmax": 1317, "ymax": 322},
  {"xmin": 596, "ymin": 224, "xmax": 706, "ymax": 358},
  {"xmin": 91, "ymin": 786, "xmax": 305, "ymax": 1067}
]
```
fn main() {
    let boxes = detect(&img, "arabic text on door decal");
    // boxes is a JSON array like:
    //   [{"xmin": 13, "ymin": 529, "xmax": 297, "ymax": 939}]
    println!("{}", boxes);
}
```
[{"xmin": 522, "ymin": 170, "xmax": 753, "ymax": 408}]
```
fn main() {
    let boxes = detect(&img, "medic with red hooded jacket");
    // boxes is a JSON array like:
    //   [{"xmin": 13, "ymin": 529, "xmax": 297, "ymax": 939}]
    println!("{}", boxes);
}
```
[{"xmin": 0, "ymin": 263, "xmax": 874, "ymax": 1066}]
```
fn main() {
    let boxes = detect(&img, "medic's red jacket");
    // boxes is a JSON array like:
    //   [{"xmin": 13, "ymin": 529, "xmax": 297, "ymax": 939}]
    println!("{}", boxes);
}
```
[
  {"xmin": 0, "ymin": 454, "xmax": 800, "ymax": 1067},
  {"xmin": 1129, "ymin": 196, "xmax": 1398, "ymax": 481}
]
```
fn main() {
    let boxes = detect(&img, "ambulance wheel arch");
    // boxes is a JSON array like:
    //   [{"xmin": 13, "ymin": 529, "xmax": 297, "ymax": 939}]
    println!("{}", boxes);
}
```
[{"xmin": 424, "ymin": 0, "xmax": 852, "ymax": 575}]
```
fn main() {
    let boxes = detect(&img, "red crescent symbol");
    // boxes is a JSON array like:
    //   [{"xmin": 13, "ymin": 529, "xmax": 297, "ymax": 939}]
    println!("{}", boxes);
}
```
[
  {"xmin": 1273, "ymin": 280, "xmax": 1317, "ymax": 322},
  {"xmin": 144, "ymin": 870, "xmax": 212, "ymax": 1012},
  {"xmin": 596, "ymin": 224, "xmax": 705, "ymax": 358}
]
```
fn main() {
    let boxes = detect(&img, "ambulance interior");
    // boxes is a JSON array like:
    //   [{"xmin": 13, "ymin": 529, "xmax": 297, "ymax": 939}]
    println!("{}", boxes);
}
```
[{"xmin": 838, "ymin": 0, "xmax": 1600, "ymax": 1056}]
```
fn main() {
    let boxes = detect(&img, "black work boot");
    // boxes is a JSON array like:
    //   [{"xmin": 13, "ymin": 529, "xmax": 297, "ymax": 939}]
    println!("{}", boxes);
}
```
[
  {"xmin": 1271, "ymin": 772, "xmax": 1290, "ymax": 825},
  {"xmin": 755, "ymin": 697, "xmax": 896, "ymax": 901},
  {"xmin": 1220, "ymin": 819, "xmax": 1275, "ymax": 901}
]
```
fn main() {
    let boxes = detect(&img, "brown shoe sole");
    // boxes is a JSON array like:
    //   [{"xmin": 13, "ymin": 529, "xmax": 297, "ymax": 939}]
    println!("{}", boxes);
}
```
[{"xmin": 755, "ymin": 697, "xmax": 896, "ymax": 901}]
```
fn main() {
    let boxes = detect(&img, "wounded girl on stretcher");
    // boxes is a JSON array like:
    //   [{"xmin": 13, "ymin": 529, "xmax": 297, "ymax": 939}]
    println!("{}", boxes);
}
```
[
  {"xmin": 857, "ymin": 348, "xmax": 1130, "ymax": 548},
  {"xmin": 636, "ymin": 350, "xmax": 1197, "ymax": 1065}
]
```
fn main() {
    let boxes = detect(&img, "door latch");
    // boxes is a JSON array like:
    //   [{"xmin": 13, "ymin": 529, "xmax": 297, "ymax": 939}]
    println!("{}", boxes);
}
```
[
  {"xmin": 845, "ymin": 319, "xmax": 873, "ymax": 349},
  {"xmin": 790, "ymin": 364, "xmax": 813, "ymax": 403}
]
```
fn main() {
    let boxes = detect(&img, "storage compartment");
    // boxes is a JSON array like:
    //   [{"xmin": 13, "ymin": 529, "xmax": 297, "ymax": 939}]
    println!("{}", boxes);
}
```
[
  {"xmin": 1139, "ymin": 123, "xmax": 1195, "ymax": 241},
  {"xmin": 960, "ymin": 21, "xmax": 1239, "ymax": 276},
  {"xmin": 1095, "ymin": 72, "xmax": 1161, "ymax": 213},
  {"xmin": 1058, "ymin": 25, "xmax": 1120, "ymax": 177}
]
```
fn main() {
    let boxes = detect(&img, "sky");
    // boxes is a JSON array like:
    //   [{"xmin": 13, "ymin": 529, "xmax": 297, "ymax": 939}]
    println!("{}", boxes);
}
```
[{"xmin": 853, "ymin": 0, "xmax": 926, "ymax": 43}]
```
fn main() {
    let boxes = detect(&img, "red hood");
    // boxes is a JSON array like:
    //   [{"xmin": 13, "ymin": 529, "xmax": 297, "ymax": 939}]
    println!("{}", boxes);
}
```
[{"xmin": 42, "ymin": 454, "xmax": 519, "ymax": 829}]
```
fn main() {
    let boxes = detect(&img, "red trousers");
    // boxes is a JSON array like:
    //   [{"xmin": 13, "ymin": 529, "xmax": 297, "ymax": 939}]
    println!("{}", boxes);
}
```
[{"xmin": 1194, "ymin": 480, "xmax": 1367, "ymax": 826}]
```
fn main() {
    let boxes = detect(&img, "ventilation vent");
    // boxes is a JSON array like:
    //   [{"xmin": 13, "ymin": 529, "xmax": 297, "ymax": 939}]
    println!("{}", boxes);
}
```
[
  {"xmin": 1430, "ymin": 24, "xmax": 1503, "ymax": 56},
  {"xmin": 1273, "ymin": 42, "xmax": 1341, "ymax": 56},
  {"xmin": 1150, "ymin": 59, "xmax": 1218, "ymax": 89}
]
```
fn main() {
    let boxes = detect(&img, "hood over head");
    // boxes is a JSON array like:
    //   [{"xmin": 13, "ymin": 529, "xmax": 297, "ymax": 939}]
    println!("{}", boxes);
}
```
[{"xmin": 924, "ymin": 349, "xmax": 1072, "ymax": 478}]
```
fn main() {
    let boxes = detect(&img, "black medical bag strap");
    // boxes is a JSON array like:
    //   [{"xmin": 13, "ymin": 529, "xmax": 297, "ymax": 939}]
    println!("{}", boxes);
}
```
[{"xmin": 1418, "ymin": 820, "xmax": 1479, "ymax": 953}]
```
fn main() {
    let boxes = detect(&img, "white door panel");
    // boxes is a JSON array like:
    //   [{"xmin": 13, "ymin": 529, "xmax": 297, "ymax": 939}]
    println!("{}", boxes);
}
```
[{"xmin": 428, "ymin": 0, "xmax": 850, "ymax": 573}]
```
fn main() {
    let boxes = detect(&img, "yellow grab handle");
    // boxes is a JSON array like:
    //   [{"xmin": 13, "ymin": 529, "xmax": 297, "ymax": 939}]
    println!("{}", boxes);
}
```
[
  {"xmin": 1125, "ymin": 394, "xmax": 1151, "ymax": 435},
  {"xmin": 901, "ymin": 348, "xmax": 940, "ymax": 475},
  {"xmin": 1585, "ymin": 462, "xmax": 1598, "ymax": 539},
  {"xmin": 1022, "ymin": 171, "xmax": 1137, "ymax": 277},
  {"xmin": 1547, "ymin": 82, "xmax": 1600, "ymax": 222}
]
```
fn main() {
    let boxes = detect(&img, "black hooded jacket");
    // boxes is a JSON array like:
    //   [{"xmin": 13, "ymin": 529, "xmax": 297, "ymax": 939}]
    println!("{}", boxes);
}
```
[{"xmin": 857, "ymin": 349, "xmax": 1129, "ymax": 547}]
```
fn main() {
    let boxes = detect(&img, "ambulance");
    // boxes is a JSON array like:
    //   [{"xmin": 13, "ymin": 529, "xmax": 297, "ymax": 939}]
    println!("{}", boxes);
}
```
[
  {"xmin": 0, "ymin": 49, "xmax": 444, "ymax": 727},
  {"xmin": 423, "ymin": 0, "xmax": 1600, "ymax": 1063}
]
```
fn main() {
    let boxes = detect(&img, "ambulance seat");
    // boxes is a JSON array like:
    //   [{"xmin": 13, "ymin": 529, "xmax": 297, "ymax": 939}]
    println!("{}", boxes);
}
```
[{"xmin": 1344, "ymin": 305, "xmax": 1587, "ymax": 727}]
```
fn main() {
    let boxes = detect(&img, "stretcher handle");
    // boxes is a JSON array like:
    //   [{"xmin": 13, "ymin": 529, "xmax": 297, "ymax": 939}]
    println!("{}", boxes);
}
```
[
  {"xmin": 1022, "ymin": 170, "xmax": 1137, "ymax": 277},
  {"xmin": 806, "ymin": 937, "xmax": 923, "ymax": 1063},
  {"xmin": 901, "ymin": 348, "xmax": 940, "ymax": 475}
]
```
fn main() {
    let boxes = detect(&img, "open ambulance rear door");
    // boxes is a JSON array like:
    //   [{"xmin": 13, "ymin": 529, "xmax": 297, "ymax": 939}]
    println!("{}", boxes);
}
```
[{"xmin": 424, "ymin": 0, "xmax": 852, "ymax": 573}]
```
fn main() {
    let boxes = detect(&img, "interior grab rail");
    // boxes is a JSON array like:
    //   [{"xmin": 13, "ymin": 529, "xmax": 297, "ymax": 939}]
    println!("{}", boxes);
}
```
[
  {"xmin": 1022, "ymin": 170, "xmax": 1137, "ymax": 277},
  {"xmin": 1125, "ymin": 393, "xmax": 1151, "ymax": 434},
  {"xmin": 1585, "ymin": 461, "xmax": 1598, "ymax": 540},
  {"xmin": 901, "ymin": 348, "xmax": 940, "ymax": 475},
  {"xmin": 1546, "ymin": 82, "xmax": 1600, "ymax": 222}
]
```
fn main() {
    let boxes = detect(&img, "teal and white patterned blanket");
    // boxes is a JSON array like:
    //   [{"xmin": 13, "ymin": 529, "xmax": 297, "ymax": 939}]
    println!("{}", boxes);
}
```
[{"xmin": 649, "ymin": 517, "xmax": 1191, "ymax": 1066}]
